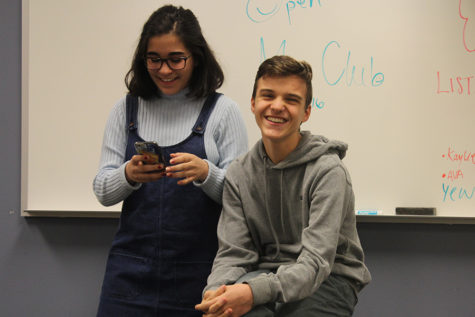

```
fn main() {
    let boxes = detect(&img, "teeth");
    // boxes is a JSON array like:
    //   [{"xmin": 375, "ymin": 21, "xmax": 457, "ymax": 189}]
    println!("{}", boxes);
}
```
[
  {"xmin": 267, "ymin": 116, "xmax": 285, "ymax": 123},
  {"xmin": 161, "ymin": 78, "xmax": 174, "ymax": 82}
]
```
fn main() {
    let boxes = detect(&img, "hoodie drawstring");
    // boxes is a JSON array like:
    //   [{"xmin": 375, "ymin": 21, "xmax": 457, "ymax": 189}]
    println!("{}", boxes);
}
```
[
  {"xmin": 280, "ymin": 170, "xmax": 286, "ymax": 236},
  {"xmin": 263, "ymin": 155, "xmax": 281, "ymax": 260}
]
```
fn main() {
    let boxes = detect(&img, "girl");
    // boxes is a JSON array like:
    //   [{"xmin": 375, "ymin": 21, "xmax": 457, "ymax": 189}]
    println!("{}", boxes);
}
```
[{"xmin": 94, "ymin": 5, "xmax": 247, "ymax": 316}]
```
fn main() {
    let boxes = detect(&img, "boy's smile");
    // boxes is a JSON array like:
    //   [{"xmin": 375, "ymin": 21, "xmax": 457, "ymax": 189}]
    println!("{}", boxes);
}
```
[{"xmin": 251, "ymin": 75, "xmax": 311, "ymax": 152}]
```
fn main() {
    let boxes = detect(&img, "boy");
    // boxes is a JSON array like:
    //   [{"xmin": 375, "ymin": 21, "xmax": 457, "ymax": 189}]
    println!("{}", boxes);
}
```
[{"xmin": 196, "ymin": 55, "xmax": 371, "ymax": 316}]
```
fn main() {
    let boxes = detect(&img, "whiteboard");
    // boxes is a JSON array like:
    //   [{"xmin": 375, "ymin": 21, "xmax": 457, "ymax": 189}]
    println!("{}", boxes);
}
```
[{"xmin": 22, "ymin": 0, "xmax": 475, "ymax": 219}]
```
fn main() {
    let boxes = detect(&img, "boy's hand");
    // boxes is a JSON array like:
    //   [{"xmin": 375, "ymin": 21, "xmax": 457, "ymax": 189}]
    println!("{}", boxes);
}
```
[
  {"xmin": 196, "ymin": 285, "xmax": 228, "ymax": 313},
  {"xmin": 196, "ymin": 284, "xmax": 253, "ymax": 317}
]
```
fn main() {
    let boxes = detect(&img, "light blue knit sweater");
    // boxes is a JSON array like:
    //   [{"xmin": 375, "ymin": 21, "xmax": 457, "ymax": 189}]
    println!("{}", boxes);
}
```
[{"xmin": 93, "ymin": 89, "xmax": 248, "ymax": 206}]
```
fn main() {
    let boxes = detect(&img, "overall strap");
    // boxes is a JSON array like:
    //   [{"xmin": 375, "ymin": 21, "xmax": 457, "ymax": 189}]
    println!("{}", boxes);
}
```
[
  {"xmin": 126, "ymin": 94, "xmax": 139, "ymax": 132},
  {"xmin": 192, "ymin": 92, "xmax": 221, "ymax": 135}
]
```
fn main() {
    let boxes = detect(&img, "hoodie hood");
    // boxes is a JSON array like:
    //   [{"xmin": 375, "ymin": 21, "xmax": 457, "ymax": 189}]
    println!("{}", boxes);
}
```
[{"xmin": 257, "ymin": 130, "xmax": 348, "ymax": 169}]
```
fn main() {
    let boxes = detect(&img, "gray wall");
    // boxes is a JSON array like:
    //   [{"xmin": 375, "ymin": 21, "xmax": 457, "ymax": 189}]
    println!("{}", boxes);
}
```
[{"xmin": 1, "ymin": 1, "xmax": 474, "ymax": 316}]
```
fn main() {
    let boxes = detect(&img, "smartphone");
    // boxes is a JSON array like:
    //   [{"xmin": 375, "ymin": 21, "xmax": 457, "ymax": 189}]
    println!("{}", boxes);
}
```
[{"xmin": 134, "ymin": 141, "xmax": 166, "ymax": 166}]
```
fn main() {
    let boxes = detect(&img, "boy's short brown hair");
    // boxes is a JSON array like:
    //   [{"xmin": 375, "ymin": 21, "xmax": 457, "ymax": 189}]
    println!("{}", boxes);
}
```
[{"xmin": 252, "ymin": 55, "xmax": 313, "ymax": 108}]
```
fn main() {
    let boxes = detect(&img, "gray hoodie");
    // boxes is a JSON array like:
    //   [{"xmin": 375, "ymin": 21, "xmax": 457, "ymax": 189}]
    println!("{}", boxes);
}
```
[{"xmin": 205, "ymin": 131, "xmax": 371, "ymax": 306}]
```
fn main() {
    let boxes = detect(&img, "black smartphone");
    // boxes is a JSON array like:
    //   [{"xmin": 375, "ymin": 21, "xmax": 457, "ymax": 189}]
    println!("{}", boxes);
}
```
[{"xmin": 134, "ymin": 141, "xmax": 166, "ymax": 166}]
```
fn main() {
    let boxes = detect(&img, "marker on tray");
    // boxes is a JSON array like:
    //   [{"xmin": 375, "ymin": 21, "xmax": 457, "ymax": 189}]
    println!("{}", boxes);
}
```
[{"xmin": 356, "ymin": 210, "xmax": 381, "ymax": 215}]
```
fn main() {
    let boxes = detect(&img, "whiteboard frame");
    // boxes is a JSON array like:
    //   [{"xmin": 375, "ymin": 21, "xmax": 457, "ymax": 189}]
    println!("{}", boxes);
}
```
[{"xmin": 21, "ymin": 0, "xmax": 475, "ymax": 222}]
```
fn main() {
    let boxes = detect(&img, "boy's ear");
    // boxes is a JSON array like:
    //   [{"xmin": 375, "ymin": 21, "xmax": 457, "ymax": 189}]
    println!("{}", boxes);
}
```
[
  {"xmin": 301, "ymin": 104, "xmax": 311, "ymax": 123},
  {"xmin": 251, "ymin": 98, "xmax": 255, "ymax": 113}
]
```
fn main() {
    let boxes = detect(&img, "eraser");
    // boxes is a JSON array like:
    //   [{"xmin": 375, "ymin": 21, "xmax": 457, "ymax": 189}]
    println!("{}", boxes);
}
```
[
  {"xmin": 356, "ymin": 210, "xmax": 381, "ymax": 215},
  {"xmin": 395, "ymin": 207, "xmax": 436, "ymax": 216}
]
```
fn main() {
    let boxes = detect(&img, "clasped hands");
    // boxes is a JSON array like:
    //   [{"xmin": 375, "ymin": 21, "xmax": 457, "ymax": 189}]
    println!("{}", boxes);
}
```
[
  {"xmin": 195, "ymin": 284, "xmax": 253, "ymax": 317},
  {"xmin": 125, "ymin": 152, "xmax": 208, "ymax": 185}
]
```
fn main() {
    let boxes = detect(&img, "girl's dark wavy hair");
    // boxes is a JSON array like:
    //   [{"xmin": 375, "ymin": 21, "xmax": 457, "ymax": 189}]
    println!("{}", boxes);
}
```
[{"xmin": 125, "ymin": 5, "xmax": 224, "ymax": 99}]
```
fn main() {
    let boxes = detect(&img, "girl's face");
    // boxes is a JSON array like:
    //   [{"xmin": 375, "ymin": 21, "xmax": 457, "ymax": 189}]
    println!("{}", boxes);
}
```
[{"xmin": 145, "ymin": 33, "xmax": 194, "ymax": 95}]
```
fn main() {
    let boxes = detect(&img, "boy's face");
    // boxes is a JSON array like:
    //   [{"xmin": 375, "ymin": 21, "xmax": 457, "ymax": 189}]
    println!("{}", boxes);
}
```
[{"xmin": 251, "ymin": 75, "xmax": 311, "ymax": 145}]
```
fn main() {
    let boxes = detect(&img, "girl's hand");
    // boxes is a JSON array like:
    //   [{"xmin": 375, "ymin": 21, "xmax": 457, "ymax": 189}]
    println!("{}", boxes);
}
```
[
  {"xmin": 125, "ymin": 155, "xmax": 166, "ymax": 184},
  {"xmin": 165, "ymin": 152, "xmax": 209, "ymax": 186}
]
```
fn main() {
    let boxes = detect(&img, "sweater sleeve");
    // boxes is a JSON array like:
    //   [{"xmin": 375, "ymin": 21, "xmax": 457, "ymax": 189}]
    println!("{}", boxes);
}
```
[
  {"xmin": 247, "ymin": 165, "xmax": 352, "ymax": 305},
  {"xmin": 203, "ymin": 165, "xmax": 259, "ymax": 293},
  {"xmin": 194, "ymin": 96, "xmax": 248, "ymax": 203},
  {"xmin": 93, "ymin": 97, "xmax": 140, "ymax": 206}
]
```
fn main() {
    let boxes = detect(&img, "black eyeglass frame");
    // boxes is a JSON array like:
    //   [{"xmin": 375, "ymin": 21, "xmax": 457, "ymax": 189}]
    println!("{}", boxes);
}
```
[{"xmin": 144, "ymin": 55, "xmax": 191, "ymax": 70}]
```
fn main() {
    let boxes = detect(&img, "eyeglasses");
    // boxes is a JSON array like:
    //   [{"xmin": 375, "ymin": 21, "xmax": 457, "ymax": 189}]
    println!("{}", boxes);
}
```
[{"xmin": 145, "ymin": 55, "xmax": 191, "ymax": 70}]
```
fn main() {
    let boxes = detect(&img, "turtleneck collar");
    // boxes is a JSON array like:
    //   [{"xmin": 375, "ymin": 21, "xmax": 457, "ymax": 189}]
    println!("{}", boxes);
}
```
[{"xmin": 160, "ymin": 87, "xmax": 190, "ymax": 100}]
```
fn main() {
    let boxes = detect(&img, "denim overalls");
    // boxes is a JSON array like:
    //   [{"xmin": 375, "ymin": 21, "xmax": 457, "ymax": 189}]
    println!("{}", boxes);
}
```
[{"xmin": 97, "ymin": 93, "xmax": 221, "ymax": 316}]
